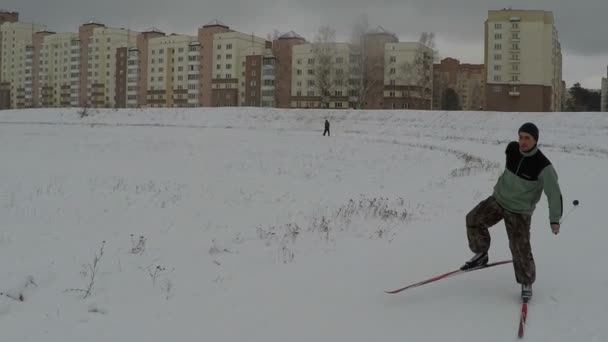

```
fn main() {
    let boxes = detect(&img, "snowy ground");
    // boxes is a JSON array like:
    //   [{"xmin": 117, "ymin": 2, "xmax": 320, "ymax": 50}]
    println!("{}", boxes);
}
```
[{"xmin": 0, "ymin": 107, "xmax": 606, "ymax": 341}]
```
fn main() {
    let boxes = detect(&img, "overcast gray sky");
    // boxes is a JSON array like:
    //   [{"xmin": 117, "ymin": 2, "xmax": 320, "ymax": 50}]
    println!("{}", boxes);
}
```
[{"xmin": 4, "ymin": 0, "xmax": 607, "ymax": 88}]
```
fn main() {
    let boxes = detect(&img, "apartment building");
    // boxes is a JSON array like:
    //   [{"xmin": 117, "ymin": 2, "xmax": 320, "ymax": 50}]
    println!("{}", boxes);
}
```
[
  {"xmin": 272, "ymin": 31, "xmax": 306, "ymax": 108},
  {"xmin": 433, "ymin": 57, "xmax": 485, "ymax": 110},
  {"xmin": 290, "ymin": 42, "xmax": 351, "ymax": 109},
  {"xmin": 78, "ymin": 22, "xmax": 136, "ymax": 108},
  {"xmin": 485, "ymin": 9, "xmax": 563, "ymax": 112},
  {"xmin": 29, "ymin": 32, "xmax": 80, "ymax": 107},
  {"xmin": 206, "ymin": 29, "xmax": 270, "ymax": 107},
  {"xmin": 383, "ymin": 41, "xmax": 434, "ymax": 109},
  {"xmin": 1, "ymin": 21, "xmax": 44, "ymax": 108},
  {"xmin": 144, "ymin": 34, "xmax": 200, "ymax": 107},
  {"xmin": 601, "ymin": 66, "xmax": 607, "ymax": 112},
  {"xmin": 0, "ymin": 10, "xmax": 19, "ymax": 109},
  {"xmin": 361, "ymin": 27, "xmax": 398, "ymax": 109}
]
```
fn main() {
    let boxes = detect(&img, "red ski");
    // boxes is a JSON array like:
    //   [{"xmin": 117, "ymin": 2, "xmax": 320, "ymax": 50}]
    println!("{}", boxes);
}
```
[
  {"xmin": 385, "ymin": 260, "xmax": 512, "ymax": 294},
  {"xmin": 518, "ymin": 299, "xmax": 528, "ymax": 338}
]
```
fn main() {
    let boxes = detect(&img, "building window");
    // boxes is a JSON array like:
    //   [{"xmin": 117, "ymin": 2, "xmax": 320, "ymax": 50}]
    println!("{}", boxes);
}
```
[
  {"xmin": 512, "ymin": 23, "xmax": 519, "ymax": 29},
  {"xmin": 226, "ymin": 44, "xmax": 232, "ymax": 49},
  {"xmin": 390, "ymin": 56, "xmax": 396, "ymax": 63},
  {"xmin": 308, "ymin": 69, "xmax": 314, "ymax": 75},
  {"xmin": 390, "ymin": 68, "xmax": 396, "ymax": 74},
  {"xmin": 495, "ymin": 23, "xmax": 502, "ymax": 29},
  {"xmin": 512, "ymin": 64, "xmax": 519, "ymax": 71},
  {"xmin": 511, "ymin": 75, "xmax": 519, "ymax": 82},
  {"xmin": 494, "ymin": 54, "xmax": 502, "ymax": 60},
  {"xmin": 512, "ymin": 33, "xmax": 519, "ymax": 39},
  {"xmin": 512, "ymin": 43, "xmax": 519, "ymax": 50},
  {"xmin": 226, "ymin": 64, "xmax": 232, "ymax": 69},
  {"xmin": 494, "ymin": 33, "xmax": 502, "ymax": 39},
  {"xmin": 494, "ymin": 65, "xmax": 501, "ymax": 71},
  {"xmin": 494, "ymin": 44, "xmax": 502, "ymax": 50},
  {"xmin": 493, "ymin": 75, "xmax": 501, "ymax": 82}
]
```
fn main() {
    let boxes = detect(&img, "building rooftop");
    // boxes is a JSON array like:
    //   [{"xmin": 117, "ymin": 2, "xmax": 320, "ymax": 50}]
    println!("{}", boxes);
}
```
[
  {"xmin": 279, "ymin": 31, "xmax": 305, "ymax": 40},
  {"xmin": 203, "ymin": 19, "xmax": 229, "ymax": 28}
]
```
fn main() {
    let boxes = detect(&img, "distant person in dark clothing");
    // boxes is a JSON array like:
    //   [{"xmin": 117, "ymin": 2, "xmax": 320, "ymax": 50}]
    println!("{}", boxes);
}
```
[{"xmin": 323, "ymin": 119, "xmax": 330, "ymax": 136}]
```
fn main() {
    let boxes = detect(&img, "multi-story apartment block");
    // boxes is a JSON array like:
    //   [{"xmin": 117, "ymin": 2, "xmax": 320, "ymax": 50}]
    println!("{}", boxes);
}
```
[
  {"xmin": 272, "ymin": 31, "xmax": 306, "ymax": 108},
  {"xmin": 144, "ymin": 34, "xmax": 200, "ymax": 107},
  {"xmin": 78, "ymin": 22, "xmax": 136, "ymax": 108},
  {"xmin": 361, "ymin": 27, "xmax": 398, "ymax": 109},
  {"xmin": 1, "ymin": 21, "xmax": 44, "ymax": 108},
  {"xmin": 0, "ymin": 12, "xmax": 482, "ymax": 112},
  {"xmin": 383, "ymin": 41, "xmax": 434, "ymax": 109},
  {"xmin": 208, "ymin": 30, "xmax": 270, "ymax": 107},
  {"xmin": 485, "ymin": 9, "xmax": 562, "ymax": 112},
  {"xmin": 433, "ymin": 57, "xmax": 485, "ymax": 110},
  {"xmin": 601, "ymin": 66, "xmax": 607, "ymax": 112},
  {"xmin": 290, "ymin": 42, "xmax": 352, "ymax": 109},
  {"xmin": 0, "ymin": 10, "xmax": 19, "ymax": 109},
  {"xmin": 30, "ymin": 32, "xmax": 80, "ymax": 107}
]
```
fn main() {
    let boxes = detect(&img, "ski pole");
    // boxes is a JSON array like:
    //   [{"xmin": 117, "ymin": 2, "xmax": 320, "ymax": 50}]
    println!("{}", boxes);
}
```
[{"xmin": 559, "ymin": 200, "xmax": 579, "ymax": 225}]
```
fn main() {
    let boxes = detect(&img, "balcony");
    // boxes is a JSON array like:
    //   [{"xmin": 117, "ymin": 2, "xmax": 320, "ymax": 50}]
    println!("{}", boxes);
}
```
[{"xmin": 508, "ymin": 86, "xmax": 520, "ymax": 97}]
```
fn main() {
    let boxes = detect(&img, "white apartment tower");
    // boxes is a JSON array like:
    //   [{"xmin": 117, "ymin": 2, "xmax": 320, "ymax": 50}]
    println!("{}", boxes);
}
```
[{"xmin": 485, "ymin": 9, "xmax": 562, "ymax": 112}]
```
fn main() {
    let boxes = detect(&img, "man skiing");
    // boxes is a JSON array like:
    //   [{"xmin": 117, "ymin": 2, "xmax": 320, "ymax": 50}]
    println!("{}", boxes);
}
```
[{"xmin": 460, "ymin": 122, "xmax": 563, "ymax": 301}]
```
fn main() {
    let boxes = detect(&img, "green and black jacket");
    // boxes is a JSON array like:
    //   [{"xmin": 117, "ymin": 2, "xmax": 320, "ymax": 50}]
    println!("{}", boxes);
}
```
[{"xmin": 493, "ymin": 141, "xmax": 563, "ymax": 224}]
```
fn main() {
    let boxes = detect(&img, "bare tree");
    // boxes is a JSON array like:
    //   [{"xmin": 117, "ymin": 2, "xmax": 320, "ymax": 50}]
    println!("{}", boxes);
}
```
[
  {"xmin": 266, "ymin": 29, "xmax": 282, "ymax": 42},
  {"xmin": 312, "ymin": 26, "xmax": 344, "ymax": 108},
  {"xmin": 347, "ymin": 13, "xmax": 382, "ymax": 109},
  {"xmin": 398, "ymin": 32, "xmax": 436, "ymax": 109}
]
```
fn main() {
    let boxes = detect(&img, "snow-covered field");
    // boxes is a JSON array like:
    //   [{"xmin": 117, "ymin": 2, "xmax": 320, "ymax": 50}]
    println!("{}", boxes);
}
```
[{"xmin": 1, "ymin": 107, "xmax": 606, "ymax": 341}]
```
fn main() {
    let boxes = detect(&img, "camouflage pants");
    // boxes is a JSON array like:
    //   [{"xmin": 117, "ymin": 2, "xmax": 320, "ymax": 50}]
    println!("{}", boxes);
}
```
[{"xmin": 466, "ymin": 196, "xmax": 535, "ymax": 284}]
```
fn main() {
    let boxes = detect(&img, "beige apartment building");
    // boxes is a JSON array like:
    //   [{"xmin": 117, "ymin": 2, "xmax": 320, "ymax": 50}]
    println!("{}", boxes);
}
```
[
  {"xmin": 433, "ymin": 57, "xmax": 485, "ymax": 110},
  {"xmin": 0, "ymin": 11, "xmax": 482, "ymax": 112},
  {"xmin": 383, "ymin": 41, "xmax": 434, "ymax": 109},
  {"xmin": 207, "ymin": 29, "xmax": 270, "ymax": 107},
  {"xmin": 290, "ymin": 42, "xmax": 351, "ymax": 109},
  {"xmin": 144, "ymin": 34, "xmax": 199, "ymax": 107},
  {"xmin": 78, "ymin": 22, "xmax": 136, "ymax": 108},
  {"xmin": 485, "ymin": 9, "xmax": 563, "ymax": 112},
  {"xmin": 0, "ymin": 10, "xmax": 19, "ymax": 109},
  {"xmin": 29, "ymin": 32, "xmax": 80, "ymax": 108},
  {"xmin": 1, "ymin": 21, "xmax": 44, "ymax": 108}
]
